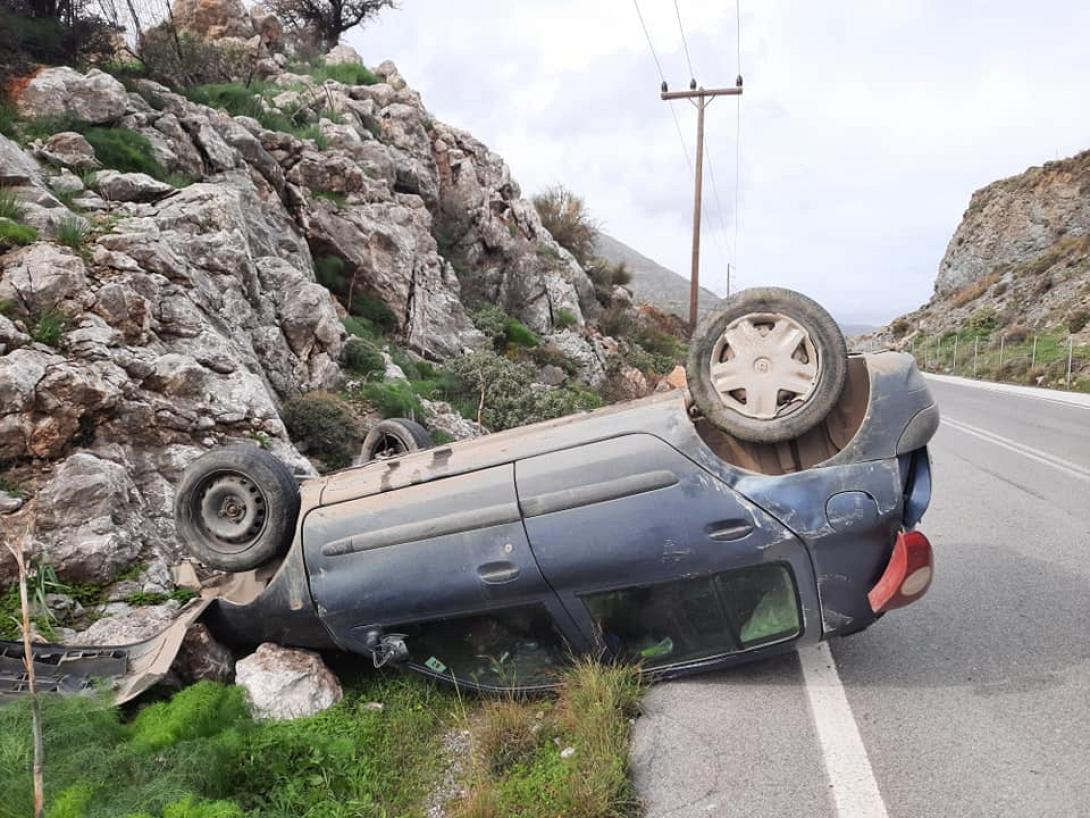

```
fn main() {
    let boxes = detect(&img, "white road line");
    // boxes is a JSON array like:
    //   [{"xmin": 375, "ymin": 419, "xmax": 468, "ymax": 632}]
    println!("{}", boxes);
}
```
[
  {"xmin": 925, "ymin": 373, "xmax": 1090, "ymax": 410},
  {"xmin": 799, "ymin": 643, "xmax": 889, "ymax": 818},
  {"xmin": 943, "ymin": 416, "xmax": 1090, "ymax": 483}
]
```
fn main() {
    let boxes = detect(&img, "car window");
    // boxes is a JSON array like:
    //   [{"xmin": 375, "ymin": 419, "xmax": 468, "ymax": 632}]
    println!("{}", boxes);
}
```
[
  {"xmin": 401, "ymin": 605, "xmax": 570, "ymax": 689},
  {"xmin": 583, "ymin": 564, "xmax": 800, "ymax": 667}
]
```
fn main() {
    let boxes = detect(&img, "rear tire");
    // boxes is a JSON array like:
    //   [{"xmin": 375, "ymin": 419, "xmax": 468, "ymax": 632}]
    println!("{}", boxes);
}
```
[
  {"xmin": 687, "ymin": 287, "xmax": 848, "ymax": 443},
  {"xmin": 174, "ymin": 445, "xmax": 300, "ymax": 572},
  {"xmin": 358, "ymin": 418, "xmax": 432, "ymax": 464}
]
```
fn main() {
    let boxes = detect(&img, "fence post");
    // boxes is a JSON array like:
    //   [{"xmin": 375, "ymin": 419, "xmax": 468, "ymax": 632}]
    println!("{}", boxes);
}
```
[
  {"xmin": 952, "ymin": 334, "xmax": 959, "ymax": 375},
  {"xmin": 973, "ymin": 337, "xmax": 978, "ymax": 378},
  {"xmin": 1031, "ymin": 335, "xmax": 1038, "ymax": 369},
  {"xmin": 1067, "ymin": 337, "xmax": 1074, "ymax": 388},
  {"xmin": 999, "ymin": 334, "xmax": 1005, "ymax": 371}
]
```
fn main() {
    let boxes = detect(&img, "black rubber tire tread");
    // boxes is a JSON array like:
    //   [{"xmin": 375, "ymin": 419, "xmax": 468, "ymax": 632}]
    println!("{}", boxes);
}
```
[
  {"xmin": 174, "ymin": 444, "xmax": 300, "ymax": 572},
  {"xmin": 359, "ymin": 418, "xmax": 433, "ymax": 463},
  {"xmin": 687, "ymin": 287, "xmax": 848, "ymax": 443}
]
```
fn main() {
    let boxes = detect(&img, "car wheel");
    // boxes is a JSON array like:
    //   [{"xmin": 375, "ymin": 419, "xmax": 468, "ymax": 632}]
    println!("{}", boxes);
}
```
[
  {"xmin": 174, "ymin": 445, "xmax": 300, "ymax": 572},
  {"xmin": 687, "ymin": 287, "xmax": 848, "ymax": 443},
  {"xmin": 358, "ymin": 418, "xmax": 433, "ymax": 463}
]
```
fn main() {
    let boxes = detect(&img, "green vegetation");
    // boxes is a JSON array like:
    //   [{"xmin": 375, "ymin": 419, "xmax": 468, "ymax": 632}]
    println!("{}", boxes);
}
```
[
  {"xmin": 81, "ymin": 127, "xmax": 166, "ymax": 179},
  {"xmin": 312, "ymin": 189, "xmax": 347, "ymax": 208},
  {"xmin": 291, "ymin": 60, "xmax": 380, "ymax": 86},
  {"xmin": 0, "ymin": 676, "xmax": 455, "ymax": 818},
  {"xmin": 453, "ymin": 660, "xmax": 641, "ymax": 818},
  {"xmin": 28, "ymin": 308, "xmax": 71, "ymax": 345},
  {"xmin": 554, "ymin": 308, "xmax": 578, "ymax": 330},
  {"xmin": 471, "ymin": 305, "xmax": 539, "ymax": 351},
  {"xmin": 0, "ymin": 186, "xmax": 26, "ymax": 221},
  {"xmin": 1068, "ymin": 308, "xmax": 1089, "ymax": 334},
  {"xmin": 53, "ymin": 216, "xmax": 88, "ymax": 251},
  {"xmin": 354, "ymin": 380, "xmax": 425, "ymax": 419},
  {"xmin": 531, "ymin": 185, "xmax": 599, "ymax": 268},
  {"xmin": 342, "ymin": 336, "xmax": 386, "ymax": 378},
  {"xmin": 0, "ymin": 219, "xmax": 38, "ymax": 251},
  {"xmin": 184, "ymin": 83, "xmax": 326, "ymax": 147},
  {"xmin": 281, "ymin": 391, "xmax": 362, "ymax": 471}
]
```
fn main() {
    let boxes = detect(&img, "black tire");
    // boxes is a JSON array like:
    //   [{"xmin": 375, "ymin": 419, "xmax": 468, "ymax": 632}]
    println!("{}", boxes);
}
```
[
  {"xmin": 687, "ymin": 287, "xmax": 848, "ymax": 443},
  {"xmin": 358, "ymin": 418, "xmax": 432, "ymax": 464},
  {"xmin": 173, "ymin": 445, "xmax": 300, "ymax": 572}
]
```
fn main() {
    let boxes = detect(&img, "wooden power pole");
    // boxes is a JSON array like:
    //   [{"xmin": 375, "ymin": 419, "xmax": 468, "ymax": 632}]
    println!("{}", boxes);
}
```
[{"xmin": 661, "ymin": 83, "xmax": 743, "ymax": 331}]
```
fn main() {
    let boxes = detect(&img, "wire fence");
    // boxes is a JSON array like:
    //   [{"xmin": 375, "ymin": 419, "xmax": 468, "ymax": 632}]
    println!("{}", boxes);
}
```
[{"xmin": 902, "ymin": 329, "xmax": 1090, "ymax": 393}]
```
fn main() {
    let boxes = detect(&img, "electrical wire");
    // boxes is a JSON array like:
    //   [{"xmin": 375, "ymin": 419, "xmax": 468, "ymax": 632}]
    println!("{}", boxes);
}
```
[
  {"xmin": 673, "ymin": 0, "xmax": 696, "ymax": 81},
  {"xmin": 632, "ymin": 0, "xmax": 694, "ymax": 176}
]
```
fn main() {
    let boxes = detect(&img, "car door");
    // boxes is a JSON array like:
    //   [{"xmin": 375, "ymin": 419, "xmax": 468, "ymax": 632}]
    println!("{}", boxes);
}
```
[
  {"xmin": 303, "ymin": 463, "xmax": 579, "ymax": 690},
  {"xmin": 515, "ymin": 434, "xmax": 820, "ymax": 672}
]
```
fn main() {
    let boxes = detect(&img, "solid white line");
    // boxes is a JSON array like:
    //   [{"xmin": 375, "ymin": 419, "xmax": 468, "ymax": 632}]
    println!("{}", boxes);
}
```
[
  {"xmin": 799, "ymin": 643, "xmax": 889, "ymax": 818},
  {"xmin": 925, "ymin": 373, "xmax": 1090, "ymax": 410},
  {"xmin": 943, "ymin": 416, "xmax": 1090, "ymax": 483}
]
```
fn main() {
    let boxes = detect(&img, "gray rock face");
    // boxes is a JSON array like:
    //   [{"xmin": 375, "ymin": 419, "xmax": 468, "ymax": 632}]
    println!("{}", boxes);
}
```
[
  {"xmin": 72, "ymin": 600, "xmax": 182, "ymax": 645},
  {"xmin": 235, "ymin": 642, "xmax": 343, "ymax": 720},
  {"xmin": 325, "ymin": 44, "xmax": 363, "ymax": 65},
  {"xmin": 1, "ymin": 134, "xmax": 44, "ymax": 185},
  {"xmin": 174, "ymin": 622, "xmax": 235, "ymax": 683},
  {"xmin": 15, "ymin": 67, "xmax": 128, "ymax": 124},
  {"xmin": 936, "ymin": 150, "xmax": 1090, "ymax": 295},
  {"xmin": 172, "ymin": 0, "xmax": 255, "ymax": 39},
  {"xmin": 36, "ymin": 132, "xmax": 98, "ymax": 170}
]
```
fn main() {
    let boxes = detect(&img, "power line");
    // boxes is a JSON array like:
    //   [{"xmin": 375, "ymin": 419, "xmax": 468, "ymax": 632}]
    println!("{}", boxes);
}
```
[
  {"xmin": 632, "ymin": 0, "xmax": 694, "ymax": 175},
  {"xmin": 673, "ymin": 0, "xmax": 696, "ymax": 81}
]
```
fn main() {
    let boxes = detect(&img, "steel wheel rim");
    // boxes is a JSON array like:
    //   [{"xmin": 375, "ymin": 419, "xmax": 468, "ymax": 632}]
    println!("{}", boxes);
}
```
[
  {"xmin": 372, "ymin": 433, "xmax": 408, "ymax": 460},
  {"xmin": 194, "ymin": 470, "xmax": 269, "ymax": 553},
  {"xmin": 708, "ymin": 311, "xmax": 821, "ymax": 420}
]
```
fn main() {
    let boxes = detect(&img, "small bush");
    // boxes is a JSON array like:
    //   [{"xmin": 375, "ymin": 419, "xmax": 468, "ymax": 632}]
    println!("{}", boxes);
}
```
[
  {"xmin": 0, "ymin": 186, "xmax": 26, "ymax": 221},
  {"xmin": 353, "ymin": 294, "xmax": 398, "ymax": 333},
  {"xmin": 312, "ymin": 189, "xmax": 347, "ymax": 208},
  {"xmin": 599, "ymin": 304, "xmax": 633, "ymax": 338},
  {"xmin": 342, "ymin": 336, "xmax": 385, "ymax": 378},
  {"xmin": 890, "ymin": 317, "xmax": 910, "ymax": 337},
  {"xmin": 0, "ymin": 219, "xmax": 38, "ymax": 250},
  {"xmin": 53, "ymin": 216, "xmax": 87, "ymax": 250},
  {"xmin": 343, "ymin": 314, "xmax": 380, "ymax": 341},
  {"xmin": 532, "ymin": 185, "xmax": 599, "ymax": 267},
  {"xmin": 554, "ymin": 308, "xmax": 577, "ymax": 330},
  {"xmin": 1004, "ymin": 323, "xmax": 1029, "ymax": 343},
  {"xmin": 1068, "ymin": 308, "xmax": 1090, "ymax": 334},
  {"xmin": 314, "ymin": 253, "xmax": 346, "ymax": 291},
  {"xmin": 282, "ymin": 391, "xmax": 362, "ymax": 470},
  {"xmin": 29, "ymin": 309, "xmax": 71, "ymax": 345},
  {"xmin": 966, "ymin": 306, "xmax": 1000, "ymax": 335},
  {"xmin": 504, "ymin": 316, "xmax": 538, "ymax": 349},
  {"xmin": 130, "ymin": 682, "xmax": 249, "ymax": 754},
  {"xmin": 82, "ymin": 127, "xmax": 166, "ymax": 179},
  {"xmin": 357, "ymin": 380, "xmax": 424, "ymax": 419},
  {"xmin": 299, "ymin": 61, "xmax": 380, "ymax": 86},
  {"xmin": 471, "ymin": 304, "xmax": 509, "ymax": 344}
]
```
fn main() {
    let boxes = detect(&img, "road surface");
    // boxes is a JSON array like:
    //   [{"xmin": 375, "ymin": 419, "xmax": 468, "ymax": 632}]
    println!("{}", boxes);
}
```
[{"xmin": 631, "ymin": 375, "xmax": 1090, "ymax": 817}]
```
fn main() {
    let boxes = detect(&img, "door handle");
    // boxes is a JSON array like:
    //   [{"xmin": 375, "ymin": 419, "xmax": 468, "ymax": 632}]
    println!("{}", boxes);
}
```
[
  {"xmin": 477, "ymin": 561, "xmax": 520, "ymax": 584},
  {"xmin": 705, "ymin": 520, "xmax": 754, "ymax": 541}
]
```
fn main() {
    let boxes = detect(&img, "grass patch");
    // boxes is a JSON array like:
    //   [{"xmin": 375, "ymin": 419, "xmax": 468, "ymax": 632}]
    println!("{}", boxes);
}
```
[
  {"xmin": 452, "ymin": 659, "xmax": 641, "ymax": 818},
  {"xmin": 355, "ymin": 380, "xmax": 425, "ymax": 419},
  {"xmin": 52, "ymin": 215, "xmax": 88, "ymax": 250},
  {"xmin": 312, "ymin": 189, "xmax": 347, "ymax": 208},
  {"xmin": 0, "ymin": 218, "xmax": 38, "ymax": 251},
  {"xmin": 0, "ymin": 675, "xmax": 456, "ymax": 818},
  {"xmin": 81, "ymin": 127, "xmax": 166, "ymax": 179},
  {"xmin": 342, "ymin": 336, "xmax": 386, "ymax": 379},
  {"xmin": 290, "ymin": 60, "xmax": 380, "ymax": 86},
  {"xmin": 185, "ymin": 83, "xmax": 329, "ymax": 148},
  {"xmin": 554, "ymin": 308, "xmax": 578, "ymax": 330},
  {"xmin": 29, "ymin": 308, "xmax": 71, "ymax": 345},
  {"xmin": 0, "ymin": 185, "xmax": 26, "ymax": 221}
]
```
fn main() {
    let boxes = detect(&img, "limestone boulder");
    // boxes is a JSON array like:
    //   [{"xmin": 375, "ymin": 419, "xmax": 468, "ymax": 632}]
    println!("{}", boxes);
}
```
[
  {"xmin": 15, "ymin": 68, "xmax": 128, "ymax": 124},
  {"xmin": 236, "ymin": 643, "xmax": 343, "ymax": 720}
]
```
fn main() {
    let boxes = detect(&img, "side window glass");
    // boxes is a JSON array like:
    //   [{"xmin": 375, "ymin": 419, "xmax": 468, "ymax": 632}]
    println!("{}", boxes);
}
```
[
  {"xmin": 583, "ymin": 563, "xmax": 800, "ymax": 667},
  {"xmin": 401, "ymin": 605, "xmax": 570, "ymax": 689}
]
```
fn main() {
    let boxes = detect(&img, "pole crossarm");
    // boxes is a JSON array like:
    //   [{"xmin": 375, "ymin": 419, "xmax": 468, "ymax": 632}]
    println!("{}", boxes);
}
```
[{"xmin": 660, "ymin": 86, "xmax": 743, "ymax": 101}]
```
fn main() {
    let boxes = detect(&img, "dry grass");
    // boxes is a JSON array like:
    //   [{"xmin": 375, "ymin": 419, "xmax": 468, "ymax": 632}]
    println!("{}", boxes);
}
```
[
  {"xmin": 950, "ymin": 272, "xmax": 1000, "ymax": 307},
  {"xmin": 451, "ymin": 659, "xmax": 642, "ymax": 818}
]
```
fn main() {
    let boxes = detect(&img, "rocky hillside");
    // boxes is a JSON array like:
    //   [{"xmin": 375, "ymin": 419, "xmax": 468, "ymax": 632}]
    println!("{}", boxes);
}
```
[
  {"xmin": 593, "ymin": 232, "xmax": 721, "ymax": 320},
  {"xmin": 864, "ymin": 150, "xmax": 1090, "ymax": 375},
  {"xmin": 0, "ymin": 6, "xmax": 686, "ymax": 640}
]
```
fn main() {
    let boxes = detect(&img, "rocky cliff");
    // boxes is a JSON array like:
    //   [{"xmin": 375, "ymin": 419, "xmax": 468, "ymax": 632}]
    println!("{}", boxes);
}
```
[
  {"xmin": 0, "ymin": 34, "xmax": 637, "ymax": 627},
  {"xmin": 865, "ymin": 149, "xmax": 1090, "ymax": 354}
]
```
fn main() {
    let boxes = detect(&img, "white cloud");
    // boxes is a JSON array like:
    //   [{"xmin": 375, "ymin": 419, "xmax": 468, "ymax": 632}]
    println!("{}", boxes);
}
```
[{"xmin": 351, "ymin": 0, "xmax": 1090, "ymax": 325}]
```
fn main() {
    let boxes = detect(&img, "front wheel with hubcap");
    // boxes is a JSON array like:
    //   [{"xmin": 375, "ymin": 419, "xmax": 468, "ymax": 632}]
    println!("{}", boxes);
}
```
[
  {"xmin": 687, "ymin": 287, "xmax": 848, "ymax": 443},
  {"xmin": 174, "ymin": 445, "xmax": 300, "ymax": 572}
]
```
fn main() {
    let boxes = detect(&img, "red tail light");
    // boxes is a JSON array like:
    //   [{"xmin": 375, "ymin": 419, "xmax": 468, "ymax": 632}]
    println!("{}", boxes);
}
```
[{"xmin": 868, "ymin": 530, "xmax": 933, "ymax": 614}]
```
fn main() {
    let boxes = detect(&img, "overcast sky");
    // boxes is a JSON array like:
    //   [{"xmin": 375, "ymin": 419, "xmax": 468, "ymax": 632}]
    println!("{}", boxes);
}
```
[{"xmin": 351, "ymin": 1, "xmax": 1090, "ymax": 326}]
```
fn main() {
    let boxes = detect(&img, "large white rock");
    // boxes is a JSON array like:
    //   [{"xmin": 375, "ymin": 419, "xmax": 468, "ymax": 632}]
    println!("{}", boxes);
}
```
[
  {"xmin": 16, "ymin": 67, "xmax": 128, "ymax": 124},
  {"xmin": 95, "ymin": 170, "xmax": 175, "ymax": 203},
  {"xmin": 235, "ymin": 643, "xmax": 343, "ymax": 720},
  {"xmin": 324, "ymin": 44, "xmax": 363, "ymax": 66}
]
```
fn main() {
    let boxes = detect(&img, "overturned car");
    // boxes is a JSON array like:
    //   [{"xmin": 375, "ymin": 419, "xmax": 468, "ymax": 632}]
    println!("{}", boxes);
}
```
[{"xmin": 3, "ymin": 288, "xmax": 939, "ymax": 697}]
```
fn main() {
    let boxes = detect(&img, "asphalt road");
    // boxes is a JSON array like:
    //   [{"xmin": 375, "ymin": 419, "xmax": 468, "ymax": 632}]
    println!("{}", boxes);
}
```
[{"xmin": 631, "ymin": 375, "xmax": 1090, "ymax": 817}]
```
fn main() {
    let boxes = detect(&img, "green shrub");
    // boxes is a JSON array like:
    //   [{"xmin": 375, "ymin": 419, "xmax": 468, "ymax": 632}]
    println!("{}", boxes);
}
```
[
  {"xmin": 0, "ymin": 219, "xmax": 38, "ymax": 250},
  {"xmin": 0, "ymin": 185, "xmax": 26, "ymax": 220},
  {"xmin": 0, "ymin": 100, "xmax": 18, "ymax": 139},
  {"xmin": 599, "ymin": 304, "xmax": 633, "ymax": 338},
  {"xmin": 29, "ymin": 308, "xmax": 71, "ymax": 345},
  {"xmin": 342, "ymin": 314, "xmax": 379, "ymax": 341},
  {"xmin": 531, "ymin": 185, "xmax": 598, "ymax": 267},
  {"xmin": 357, "ymin": 380, "xmax": 424, "ymax": 418},
  {"xmin": 81, "ymin": 127, "xmax": 167, "ymax": 179},
  {"xmin": 302, "ymin": 61, "xmax": 380, "ymax": 86},
  {"xmin": 504, "ymin": 316, "xmax": 538, "ymax": 348},
  {"xmin": 162, "ymin": 797, "xmax": 245, "ymax": 818},
  {"xmin": 890, "ymin": 317, "xmax": 910, "ymax": 337},
  {"xmin": 1068, "ymin": 308, "xmax": 1089, "ymax": 334},
  {"xmin": 342, "ymin": 336, "xmax": 385, "ymax": 378},
  {"xmin": 471, "ymin": 304, "xmax": 508, "ymax": 344},
  {"xmin": 130, "ymin": 682, "xmax": 249, "ymax": 754},
  {"xmin": 184, "ymin": 82, "xmax": 268, "ymax": 121},
  {"xmin": 53, "ymin": 215, "xmax": 88, "ymax": 250},
  {"xmin": 554, "ymin": 308, "xmax": 578, "ymax": 330},
  {"xmin": 281, "ymin": 391, "xmax": 362, "ymax": 470},
  {"xmin": 353, "ymin": 294, "xmax": 398, "ymax": 333},
  {"xmin": 314, "ymin": 253, "xmax": 346, "ymax": 291},
  {"xmin": 966, "ymin": 306, "xmax": 1000, "ymax": 335}
]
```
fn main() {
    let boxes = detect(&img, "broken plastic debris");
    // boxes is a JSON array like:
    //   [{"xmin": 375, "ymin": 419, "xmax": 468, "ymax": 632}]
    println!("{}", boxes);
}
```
[{"xmin": 639, "ymin": 636, "xmax": 674, "ymax": 659}]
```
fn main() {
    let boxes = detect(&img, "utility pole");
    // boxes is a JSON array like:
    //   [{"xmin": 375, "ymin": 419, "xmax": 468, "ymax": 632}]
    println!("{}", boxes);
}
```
[{"xmin": 661, "ymin": 82, "xmax": 743, "ymax": 331}]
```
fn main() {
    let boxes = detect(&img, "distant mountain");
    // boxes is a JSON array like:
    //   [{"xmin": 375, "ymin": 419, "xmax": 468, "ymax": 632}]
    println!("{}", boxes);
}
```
[
  {"xmin": 593, "ymin": 233, "xmax": 722, "ymax": 320},
  {"xmin": 841, "ymin": 323, "xmax": 878, "ymax": 337}
]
